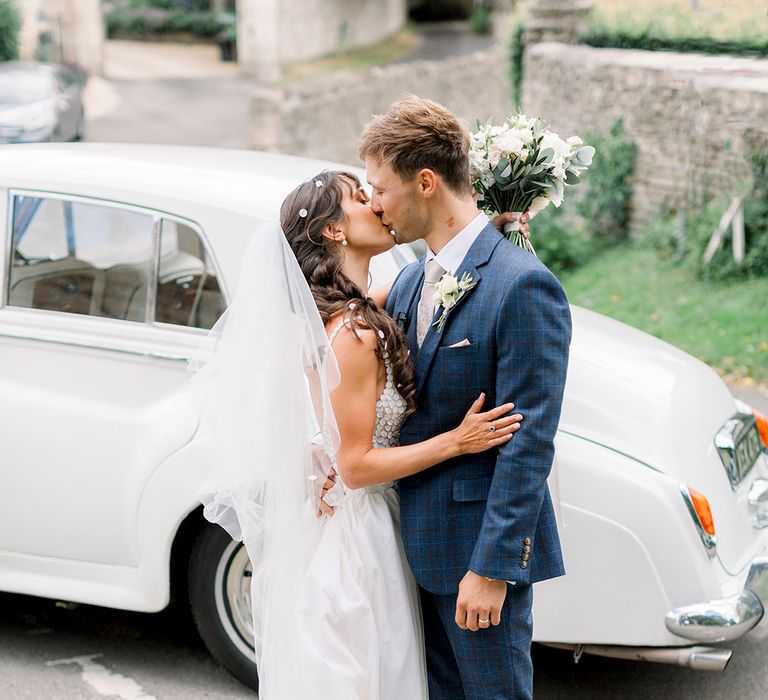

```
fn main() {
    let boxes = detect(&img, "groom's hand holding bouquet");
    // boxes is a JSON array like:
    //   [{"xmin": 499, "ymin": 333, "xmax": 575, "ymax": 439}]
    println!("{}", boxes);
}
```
[{"xmin": 470, "ymin": 113, "xmax": 594, "ymax": 255}]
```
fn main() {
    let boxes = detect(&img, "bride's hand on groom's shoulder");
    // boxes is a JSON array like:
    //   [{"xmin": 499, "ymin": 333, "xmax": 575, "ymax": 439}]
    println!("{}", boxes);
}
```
[{"xmin": 492, "ymin": 211, "xmax": 530, "ymax": 239}]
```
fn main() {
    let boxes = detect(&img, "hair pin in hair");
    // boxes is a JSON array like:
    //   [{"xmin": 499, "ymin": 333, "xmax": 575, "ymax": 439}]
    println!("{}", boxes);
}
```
[
  {"xmin": 377, "ymin": 330, "xmax": 385, "ymax": 339},
  {"xmin": 315, "ymin": 180, "xmax": 324, "ymax": 188},
  {"xmin": 299, "ymin": 208, "xmax": 308, "ymax": 218},
  {"xmin": 348, "ymin": 302, "xmax": 356, "ymax": 310}
]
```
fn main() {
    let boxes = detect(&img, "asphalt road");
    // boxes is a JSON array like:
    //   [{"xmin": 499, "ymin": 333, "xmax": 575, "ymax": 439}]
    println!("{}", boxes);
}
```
[{"xmin": 2, "ymin": 588, "xmax": 767, "ymax": 700}]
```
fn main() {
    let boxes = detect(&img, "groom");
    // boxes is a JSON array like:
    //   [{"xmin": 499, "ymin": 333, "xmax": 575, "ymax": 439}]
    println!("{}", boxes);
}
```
[{"xmin": 360, "ymin": 96, "xmax": 571, "ymax": 699}]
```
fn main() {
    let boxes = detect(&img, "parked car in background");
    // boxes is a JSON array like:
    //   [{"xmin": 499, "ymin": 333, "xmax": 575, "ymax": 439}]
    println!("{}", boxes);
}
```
[
  {"xmin": 0, "ymin": 144, "xmax": 767, "ymax": 692},
  {"xmin": 0, "ymin": 62, "xmax": 86, "ymax": 144}
]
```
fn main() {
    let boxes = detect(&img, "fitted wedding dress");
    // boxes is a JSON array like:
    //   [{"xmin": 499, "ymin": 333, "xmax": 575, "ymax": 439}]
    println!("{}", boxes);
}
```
[{"xmin": 289, "ymin": 319, "xmax": 428, "ymax": 699}]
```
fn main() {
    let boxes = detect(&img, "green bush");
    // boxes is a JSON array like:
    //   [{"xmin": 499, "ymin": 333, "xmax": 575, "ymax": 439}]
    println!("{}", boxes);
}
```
[
  {"xmin": 583, "ymin": 30, "xmax": 768, "ymax": 58},
  {"xmin": 471, "ymin": 6, "xmax": 492, "ymax": 36},
  {"xmin": 647, "ymin": 150, "xmax": 768, "ymax": 281},
  {"xmin": 577, "ymin": 118, "xmax": 636, "ymax": 245},
  {"xmin": 0, "ymin": 0, "xmax": 20, "ymax": 61},
  {"xmin": 105, "ymin": 6, "xmax": 226, "ymax": 39},
  {"xmin": 508, "ymin": 19, "xmax": 525, "ymax": 110},
  {"xmin": 528, "ymin": 119, "xmax": 636, "ymax": 274},
  {"xmin": 531, "ymin": 203, "xmax": 591, "ymax": 276},
  {"xmin": 125, "ymin": 0, "xmax": 212, "ymax": 10}
]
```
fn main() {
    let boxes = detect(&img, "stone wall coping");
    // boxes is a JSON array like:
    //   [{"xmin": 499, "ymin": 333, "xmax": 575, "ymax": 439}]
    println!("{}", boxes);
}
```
[
  {"xmin": 528, "ymin": 42, "xmax": 768, "ymax": 94},
  {"xmin": 286, "ymin": 45, "xmax": 508, "ymax": 98}
]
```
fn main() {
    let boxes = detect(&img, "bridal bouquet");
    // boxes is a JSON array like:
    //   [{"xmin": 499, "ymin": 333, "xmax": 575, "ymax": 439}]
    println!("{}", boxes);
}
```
[{"xmin": 468, "ymin": 113, "xmax": 595, "ymax": 255}]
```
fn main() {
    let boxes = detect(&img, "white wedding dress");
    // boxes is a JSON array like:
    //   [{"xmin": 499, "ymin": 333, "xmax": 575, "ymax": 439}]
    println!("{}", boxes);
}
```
[
  {"xmin": 191, "ymin": 225, "xmax": 428, "ymax": 699},
  {"xmin": 293, "ymin": 320, "xmax": 428, "ymax": 699}
]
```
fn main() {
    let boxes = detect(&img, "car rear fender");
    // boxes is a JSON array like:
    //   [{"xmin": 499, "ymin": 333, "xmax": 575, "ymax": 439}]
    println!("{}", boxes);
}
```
[{"xmin": 135, "ymin": 435, "xmax": 214, "ymax": 611}]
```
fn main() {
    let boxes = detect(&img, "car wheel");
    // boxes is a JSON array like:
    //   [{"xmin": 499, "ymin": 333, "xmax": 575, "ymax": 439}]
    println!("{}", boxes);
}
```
[{"xmin": 188, "ymin": 523, "xmax": 259, "ymax": 691}]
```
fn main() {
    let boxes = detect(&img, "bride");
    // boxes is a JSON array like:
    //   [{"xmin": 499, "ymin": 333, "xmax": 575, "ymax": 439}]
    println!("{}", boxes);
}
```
[{"xmin": 192, "ymin": 170, "xmax": 522, "ymax": 699}]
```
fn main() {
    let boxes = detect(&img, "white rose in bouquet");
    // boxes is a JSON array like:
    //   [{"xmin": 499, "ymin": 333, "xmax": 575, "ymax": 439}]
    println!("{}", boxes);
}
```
[{"xmin": 468, "ymin": 113, "xmax": 595, "ymax": 255}]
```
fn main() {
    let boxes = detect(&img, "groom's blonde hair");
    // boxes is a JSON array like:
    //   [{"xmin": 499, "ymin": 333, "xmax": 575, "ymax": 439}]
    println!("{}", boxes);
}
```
[{"xmin": 359, "ymin": 94, "xmax": 472, "ymax": 195}]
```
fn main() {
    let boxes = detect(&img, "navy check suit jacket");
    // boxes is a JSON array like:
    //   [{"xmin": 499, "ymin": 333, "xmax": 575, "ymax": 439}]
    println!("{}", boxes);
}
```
[{"xmin": 386, "ymin": 223, "xmax": 571, "ymax": 594}]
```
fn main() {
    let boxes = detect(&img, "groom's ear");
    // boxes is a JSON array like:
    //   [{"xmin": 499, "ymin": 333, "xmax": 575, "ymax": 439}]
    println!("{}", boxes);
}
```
[{"xmin": 416, "ymin": 168, "xmax": 438, "ymax": 199}]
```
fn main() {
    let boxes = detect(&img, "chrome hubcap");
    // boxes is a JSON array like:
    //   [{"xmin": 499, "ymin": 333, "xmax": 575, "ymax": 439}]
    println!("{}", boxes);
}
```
[{"xmin": 214, "ymin": 541, "xmax": 254, "ymax": 655}]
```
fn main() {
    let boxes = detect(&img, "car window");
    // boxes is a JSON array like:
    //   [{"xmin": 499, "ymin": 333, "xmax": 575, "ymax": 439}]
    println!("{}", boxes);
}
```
[
  {"xmin": 155, "ymin": 219, "xmax": 225, "ymax": 330},
  {"xmin": 8, "ymin": 194, "xmax": 154, "ymax": 321}
]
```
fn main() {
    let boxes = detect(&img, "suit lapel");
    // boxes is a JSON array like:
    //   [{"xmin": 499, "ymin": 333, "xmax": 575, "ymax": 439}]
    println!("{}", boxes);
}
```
[
  {"xmin": 414, "ymin": 224, "xmax": 503, "ymax": 396},
  {"xmin": 391, "ymin": 259, "xmax": 424, "ymax": 355}
]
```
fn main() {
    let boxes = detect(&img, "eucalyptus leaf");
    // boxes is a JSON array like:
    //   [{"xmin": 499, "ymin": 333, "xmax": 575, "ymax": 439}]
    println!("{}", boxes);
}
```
[
  {"xmin": 492, "ymin": 156, "xmax": 510, "ymax": 178},
  {"xmin": 565, "ymin": 171, "xmax": 581, "ymax": 185},
  {"xmin": 577, "ymin": 145, "xmax": 596, "ymax": 164}
]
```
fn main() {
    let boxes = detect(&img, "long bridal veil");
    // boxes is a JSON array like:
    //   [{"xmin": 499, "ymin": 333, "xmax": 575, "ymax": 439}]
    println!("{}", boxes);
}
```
[{"xmin": 188, "ymin": 221, "xmax": 341, "ymax": 695}]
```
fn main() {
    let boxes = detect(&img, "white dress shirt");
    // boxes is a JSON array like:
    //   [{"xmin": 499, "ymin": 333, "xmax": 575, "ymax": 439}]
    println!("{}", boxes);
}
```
[{"xmin": 424, "ymin": 212, "xmax": 488, "ymax": 275}]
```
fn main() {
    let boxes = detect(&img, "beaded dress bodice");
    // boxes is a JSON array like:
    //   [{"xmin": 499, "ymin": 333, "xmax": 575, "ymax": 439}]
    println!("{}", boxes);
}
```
[{"xmin": 372, "ymin": 357, "xmax": 408, "ymax": 449}]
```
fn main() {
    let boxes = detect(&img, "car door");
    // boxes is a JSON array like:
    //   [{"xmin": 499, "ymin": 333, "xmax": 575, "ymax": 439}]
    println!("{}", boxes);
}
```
[{"xmin": 0, "ymin": 191, "xmax": 226, "ymax": 567}]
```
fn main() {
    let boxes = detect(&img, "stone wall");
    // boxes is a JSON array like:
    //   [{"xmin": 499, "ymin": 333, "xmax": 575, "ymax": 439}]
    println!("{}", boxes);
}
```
[
  {"xmin": 522, "ymin": 42, "xmax": 768, "ymax": 232},
  {"xmin": 250, "ymin": 45, "xmax": 512, "ymax": 164},
  {"xmin": 17, "ymin": 0, "xmax": 104, "ymax": 75},
  {"xmin": 238, "ymin": 0, "xmax": 406, "ymax": 80},
  {"xmin": 279, "ymin": 0, "xmax": 406, "ymax": 63}
]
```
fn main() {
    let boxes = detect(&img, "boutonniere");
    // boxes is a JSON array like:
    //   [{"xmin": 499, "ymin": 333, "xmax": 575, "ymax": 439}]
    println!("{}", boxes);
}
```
[{"xmin": 432, "ymin": 271, "xmax": 477, "ymax": 333}]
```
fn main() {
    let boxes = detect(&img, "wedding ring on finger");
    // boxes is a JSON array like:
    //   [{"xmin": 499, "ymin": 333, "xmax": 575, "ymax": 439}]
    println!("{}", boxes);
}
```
[
  {"xmin": 478, "ymin": 618, "xmax": 490, "ymax": 625},
  {"xmin": 487, "ymin": 424, "xmax": 496, "ymax": 432}
]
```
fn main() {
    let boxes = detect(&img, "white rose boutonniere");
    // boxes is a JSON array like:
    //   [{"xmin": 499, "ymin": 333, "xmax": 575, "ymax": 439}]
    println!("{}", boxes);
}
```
[{"xmin": 432, "ymin": 271, "xmax": 477, "ymax": 333}]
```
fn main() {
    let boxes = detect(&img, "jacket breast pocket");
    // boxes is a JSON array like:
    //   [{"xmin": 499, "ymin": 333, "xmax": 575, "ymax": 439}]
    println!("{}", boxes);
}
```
[
  {"xmin": 434, "ymin": 342, "xmax": 481, "ymax": 377},
  {"xmin": 453, "ymin": 476, "xmax": 493, "ymax": 502}
]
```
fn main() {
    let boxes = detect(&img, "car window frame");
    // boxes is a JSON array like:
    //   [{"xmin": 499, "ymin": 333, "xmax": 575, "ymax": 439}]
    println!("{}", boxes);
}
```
[{"xmin": 2, "ymin": 188, "xmax": 229, "ymax": 344}]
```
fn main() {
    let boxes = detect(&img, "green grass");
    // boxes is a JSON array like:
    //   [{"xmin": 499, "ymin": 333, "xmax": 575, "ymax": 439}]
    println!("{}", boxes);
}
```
[
  {"xmin": 281, "ymin": 26, "xmax": 418, "ymax": 82},
  {"xmin": 511, "ymin": 0, "xmax": 768, "ymax": 56},
  {"xmin": 588, "ymin": 0, "xmax": 766, "ymax": 44},
  {"xmin": 559, "ymin": 244, "xmax": 768, "ymax": 386}
]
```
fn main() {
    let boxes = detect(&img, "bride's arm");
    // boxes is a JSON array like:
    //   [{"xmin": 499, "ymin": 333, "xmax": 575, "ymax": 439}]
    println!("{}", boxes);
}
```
[{"xmin": 330, "ymin": 327, "xmax": 521, "ymax": 490}]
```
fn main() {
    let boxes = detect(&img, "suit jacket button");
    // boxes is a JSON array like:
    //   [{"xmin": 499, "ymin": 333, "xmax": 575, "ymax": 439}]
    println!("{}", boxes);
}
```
[
  {"xmin": 520, "ymin": 561, "xmax": 528, "ymax": 569},
  {"xmin": 523, "ymin": 545, "xmax": 531, "ymax": 553},
  {"xmin": 523, "ymin": 537, "xmax": 532, "ymax": 546},
  {"xmin": 521, "ymin": 553, "xmax": 530, "ymax": 561}
]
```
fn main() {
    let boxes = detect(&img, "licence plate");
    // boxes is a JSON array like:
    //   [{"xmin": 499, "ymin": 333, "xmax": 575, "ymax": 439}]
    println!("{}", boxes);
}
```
[
  {"xmin": 735, "ymin": 422, "xmax": 763, "ymax": 481},
  {"xmin": 716, "ymin": 414, "xmax": 762, "ymax": 488}
]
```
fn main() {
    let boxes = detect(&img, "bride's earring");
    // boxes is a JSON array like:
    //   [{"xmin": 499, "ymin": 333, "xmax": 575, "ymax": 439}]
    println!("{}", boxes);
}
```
[
  {"xmin": 341, "ymin": 237, "xmax": 348, "ymax": 246},
  {"xmin": 337, "ymin": 229, "xmax": 348, "ymax": 246}
]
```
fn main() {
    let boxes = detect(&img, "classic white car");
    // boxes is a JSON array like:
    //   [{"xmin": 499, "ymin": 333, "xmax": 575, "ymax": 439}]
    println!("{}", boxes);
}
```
[{"xmin": 1, "ymin": 144, "xmax": 767, "ymax": 690}]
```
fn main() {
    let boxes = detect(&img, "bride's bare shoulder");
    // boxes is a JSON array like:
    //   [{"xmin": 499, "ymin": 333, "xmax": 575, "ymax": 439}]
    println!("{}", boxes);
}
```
[{"xmin": 326, "ymin": 316, "xmax": 377, "ymax": 350}]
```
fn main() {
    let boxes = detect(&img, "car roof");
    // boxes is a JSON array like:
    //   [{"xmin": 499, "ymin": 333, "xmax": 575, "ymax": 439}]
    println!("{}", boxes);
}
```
[{"xmin": 0, "ymin": 143, "xmax": 365, "ymax": 218}]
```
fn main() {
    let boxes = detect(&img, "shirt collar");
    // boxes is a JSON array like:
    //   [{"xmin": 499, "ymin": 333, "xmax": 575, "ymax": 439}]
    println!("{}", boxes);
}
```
[{"xmin": 425, "ymin": 212, "xmax": 488, "ymax": 275}]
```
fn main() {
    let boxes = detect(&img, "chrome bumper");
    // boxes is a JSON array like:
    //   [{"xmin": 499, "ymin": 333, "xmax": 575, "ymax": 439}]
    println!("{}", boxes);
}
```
[{"xmin": 665, "ymin": 556, "xmax": 768, "ymax": 643}]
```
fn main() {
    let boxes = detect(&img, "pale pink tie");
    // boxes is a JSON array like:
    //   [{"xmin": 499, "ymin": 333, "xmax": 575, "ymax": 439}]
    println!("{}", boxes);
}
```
[{"xmin": 416, "ymin": 259, "xmax": 445, "ymax": 347}]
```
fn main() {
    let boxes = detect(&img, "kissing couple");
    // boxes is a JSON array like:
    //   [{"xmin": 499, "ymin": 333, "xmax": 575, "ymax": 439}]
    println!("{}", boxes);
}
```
[{"xmin": 193, "ymin": 95, "xmax": 572, "ymax": 700}]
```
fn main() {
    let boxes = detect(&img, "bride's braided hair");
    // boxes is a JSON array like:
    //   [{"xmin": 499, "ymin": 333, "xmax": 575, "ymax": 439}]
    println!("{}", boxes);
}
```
[{"xmin": 280, "ymin": 170, "xmax": 416, "ymax": 413}]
